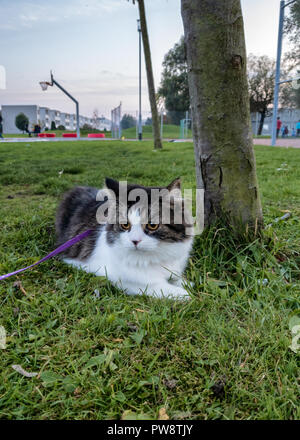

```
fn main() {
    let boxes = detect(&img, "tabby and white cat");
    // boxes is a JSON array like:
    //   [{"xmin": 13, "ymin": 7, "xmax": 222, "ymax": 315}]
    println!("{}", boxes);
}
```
[{"xmin": 55, "ymin": 178, "xmax": 194, "ymax": 299}]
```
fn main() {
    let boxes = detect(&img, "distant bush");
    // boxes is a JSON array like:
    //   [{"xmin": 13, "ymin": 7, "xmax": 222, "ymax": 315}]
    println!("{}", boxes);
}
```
[
  {"xmin": 51, "ymin": 121, "xmax": 56, "ymax": 130},
  {"xmin": 82, "ymin": 123, "xmax": 93, "ymax": 130},
  {"xmin": 15, "ymin": 113, "xmax": 29, "ymax": 132},
  {"xmin": 57, "ymin": 125, "xmax": 66, "ymax": 130},
  {"xmin": 121, "ymin": 114, "xmax": 136, "ymax": 129},
  {"xmin": 81, "ymin": 124, "xmax": 102, "ymax": 134}
]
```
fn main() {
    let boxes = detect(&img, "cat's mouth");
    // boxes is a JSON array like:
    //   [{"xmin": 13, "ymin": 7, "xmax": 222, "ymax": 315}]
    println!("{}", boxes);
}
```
[{"xmin": 130, "ymin": 244, "xmax": 153, "ymax": 252}]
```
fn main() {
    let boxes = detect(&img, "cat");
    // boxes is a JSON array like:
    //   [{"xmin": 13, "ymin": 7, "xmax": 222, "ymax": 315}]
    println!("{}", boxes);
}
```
[{"xmin": 55, "ymin": 177, "xmax": 194, "ymax": 299}]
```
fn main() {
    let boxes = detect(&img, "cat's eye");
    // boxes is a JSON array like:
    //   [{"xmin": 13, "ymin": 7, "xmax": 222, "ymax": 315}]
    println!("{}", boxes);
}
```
[
  {"xmin": 147, "ymin": 223, "xmax": 159, "ymax": 231},
  {"xmin": 120, "ymin": 222, "xmax": 131, "ymax": 231}
]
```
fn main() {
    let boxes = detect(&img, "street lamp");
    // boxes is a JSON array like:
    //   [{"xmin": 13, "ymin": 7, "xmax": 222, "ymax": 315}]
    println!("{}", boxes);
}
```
[
  {"xmin": 271, "ymin": 0, "xmax": 298, "ymax": 146},
  {"xmin": 39, "ymin": 71, "xmax": 80, "ymax": 139},
  {"xmin": 137, "ymin": 19, "xmax": 142, "ymax": 141}
]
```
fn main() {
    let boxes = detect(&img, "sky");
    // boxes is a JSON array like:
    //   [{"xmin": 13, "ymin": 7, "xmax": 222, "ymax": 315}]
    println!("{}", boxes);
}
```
[{"xmin": 0, "ymin": 0, "xmax": 290, "ymax": 119}]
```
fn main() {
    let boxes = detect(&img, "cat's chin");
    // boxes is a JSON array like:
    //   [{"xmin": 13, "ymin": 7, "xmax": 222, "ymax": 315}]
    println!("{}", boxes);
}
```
[
  {"xmin": 120, "ymin": 244, "xmax": 158, "ymax": 253},
  {"xmin": 131, "ymin": 246, "xmax": 157, "ymax": 252}
]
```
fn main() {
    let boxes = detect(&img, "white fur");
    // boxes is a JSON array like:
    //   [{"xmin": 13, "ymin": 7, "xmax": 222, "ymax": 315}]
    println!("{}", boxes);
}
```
[{"xmin": 64, "ymin": 208, "xmax": 193, "ymax": 300}]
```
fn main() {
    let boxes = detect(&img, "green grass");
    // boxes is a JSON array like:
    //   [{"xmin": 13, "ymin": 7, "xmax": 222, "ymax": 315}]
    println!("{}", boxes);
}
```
[
  {"xmin": 4, "ymin": 124, "xmax": 190, "ymax": 140},
  {"xmin": 122, "ymin": 124, "xmax": 192, "ymax": 139},
  {"xmin": 0, "ymin": 140, "xmax": 299, "ymax": 420}
]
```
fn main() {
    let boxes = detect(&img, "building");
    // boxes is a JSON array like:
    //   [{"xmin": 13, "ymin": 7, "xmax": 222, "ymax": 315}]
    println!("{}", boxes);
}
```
[
  {"xmin": 79, "ymin": 115, "xmax": 95, "ymax": 128},
  {"xmin": 95, "ymin": 116, "xmax": 111, "ymax": 131},
  {"xmin": 1, "ymin": 105, "xmax": 103, "ymax": 134}
]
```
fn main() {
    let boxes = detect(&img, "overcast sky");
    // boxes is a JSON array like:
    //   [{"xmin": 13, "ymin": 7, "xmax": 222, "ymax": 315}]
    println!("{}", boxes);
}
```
[{"xmin": 0, "ymin": 0, "xmax": 291, "ymax": 118}]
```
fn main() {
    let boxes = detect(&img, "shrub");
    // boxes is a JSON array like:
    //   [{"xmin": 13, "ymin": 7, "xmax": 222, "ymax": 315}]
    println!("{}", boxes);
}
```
[
  {"xmin": 82, "ymin": 123, "xmax": 93, "ymax": 130},
  {"xmin": 121, "ymin": 114, "xmax": 136, "ymax": 129},
  {"xmin": 15, "ymin": 113, "xmax": 29, "ymax": 132}
]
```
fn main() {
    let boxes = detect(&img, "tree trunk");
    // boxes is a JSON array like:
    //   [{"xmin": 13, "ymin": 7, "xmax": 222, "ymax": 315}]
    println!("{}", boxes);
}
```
[
  {"xmin": 258, "ymin": 109, "xmax": 266, "ymax": 136},
  {"xmin": 138, "ymin": 0, "xmax": 162, "ymax": 149},
  {"xmin": 181, "ymin": 0, "xmax": 263, "ymax": 232}
]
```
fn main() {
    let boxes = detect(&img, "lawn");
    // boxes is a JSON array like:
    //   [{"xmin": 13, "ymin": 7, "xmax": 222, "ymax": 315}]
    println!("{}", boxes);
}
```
[
  {"xmin": 0, "ymin": 140, "xmax": 299, "ymax": 420},
  {"xmin": 3, "ymin": 124, "xmax": 191, "ymax": 140},
  {"xmin": 6, "ymin": 126, "xmax": 281, "ymax": 140},
  {"xmin": 121, "ymin": 124, "xmax": 192, "ymax": 139}
]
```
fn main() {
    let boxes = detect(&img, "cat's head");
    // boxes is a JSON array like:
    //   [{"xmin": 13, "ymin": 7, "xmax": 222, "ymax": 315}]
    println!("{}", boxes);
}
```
[{"xmin": 100, "ymin": 177, "xmax": 193, "ymax": 254}]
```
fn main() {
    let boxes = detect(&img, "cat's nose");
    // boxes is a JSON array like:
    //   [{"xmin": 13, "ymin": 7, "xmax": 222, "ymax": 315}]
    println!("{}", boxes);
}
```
[{"xmin": 132, "ymin": 240, "xmax": 141, "ymax": 247}]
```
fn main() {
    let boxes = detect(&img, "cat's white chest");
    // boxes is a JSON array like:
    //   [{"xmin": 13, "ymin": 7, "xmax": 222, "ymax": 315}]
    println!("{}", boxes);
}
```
[
  {"xmin": 87, "ymin": 231, "xmax": 173, "ymax": 282},
  {"xmin": 64, "ymin": 229, "xmax": 193, "ymax": 299}
]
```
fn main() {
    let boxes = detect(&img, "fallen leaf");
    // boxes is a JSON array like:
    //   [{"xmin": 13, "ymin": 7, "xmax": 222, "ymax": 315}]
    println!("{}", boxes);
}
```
[
  {"xmin": 74, "ymin": 387, "xmax": 81, "ymax": 396},
  {"xmin": 158, "ymin": 408, "xmax": 169, "ymax": 420},
  {"xmin": 211, "ymin": 377, "xmax": 227, "ymax": 399},
  {"xmin": 12, "ymin": 365, "xmax": 38, "ymax": 378},
  {"xmin": 93, "ymin": 289, "xmax": 100, "ymax": 298},
  {"xmin": 240, "ymin": 354, "xmax": 249, "ymax": 369},
  {"xmin": 163, "ymin": 378, "xmax": 177, "ymax": 390},
  {"xmin": 135, "ymin": 308, "xmax": 146, "ymax": 313},
  {"xmin": 13, "ymin": 281, "xmax": 27, "ymax": 296},
  {"xmin": 127, "ymin": 322, "xmax": 138, "ymax": 332},
  {"xmin": 112, "ymin": 338, "xmax": 124, "ymax": 342}
]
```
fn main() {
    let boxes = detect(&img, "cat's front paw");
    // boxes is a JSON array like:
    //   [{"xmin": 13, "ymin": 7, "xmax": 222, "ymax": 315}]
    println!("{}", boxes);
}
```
[
  {"xmin": 171, "ymin": 277, "xmax": 194, "ymax": 289},
  {"xmin": 152, "ymin": 284, "xmax": 191, "ymax": 301}
]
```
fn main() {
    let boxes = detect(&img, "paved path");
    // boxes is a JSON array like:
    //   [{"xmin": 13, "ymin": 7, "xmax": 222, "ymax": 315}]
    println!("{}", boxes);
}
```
[
  {"xmin": 253, "ymin": 138, "xmax": 300, "ymax": 148},
  {"xmin": 1, "ymin": 137, "xmax": 300, "ymax": 148}
]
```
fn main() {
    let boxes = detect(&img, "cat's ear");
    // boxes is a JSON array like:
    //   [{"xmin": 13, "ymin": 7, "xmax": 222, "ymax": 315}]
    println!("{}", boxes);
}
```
[
  {"xmin": 167, "ymin": 177, "xmax": 181, "ymax": 193},
  {"xmin": 105, "ymin": 177, "xmax": 120, "ymax": 197}
]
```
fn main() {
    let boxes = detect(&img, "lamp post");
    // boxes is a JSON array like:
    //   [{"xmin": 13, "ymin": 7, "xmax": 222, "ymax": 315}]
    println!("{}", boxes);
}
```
[
  {"xmin": 271, "ymin": 0, "xmax": 297, "ymax": 146},
  {"xmin": 39, "ymin": 71, "xmax": 80, "ymax": 139},
  {"xmin": 160, "ymin": 109, "xmax": 166, "ymax": 140},
  {"xmin": 137, "ymin": 19, "xmax": 142, "ymax": 141}
]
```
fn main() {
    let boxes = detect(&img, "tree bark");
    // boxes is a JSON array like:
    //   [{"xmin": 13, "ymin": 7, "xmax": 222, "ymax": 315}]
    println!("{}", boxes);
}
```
[
  {"xmin": 258, "ymin": 109, "xmax": 266, "ymax": 136},
  {"xmin": 181, "ymin": 0, "xmax": 263, "ymax": 232},
  {"xmin": 138, "ymin": 0, "xmax": 162, "ymax": 149}
]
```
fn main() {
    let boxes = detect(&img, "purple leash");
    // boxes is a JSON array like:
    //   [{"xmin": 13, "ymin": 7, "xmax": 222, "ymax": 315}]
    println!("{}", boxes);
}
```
[{"xmin": 0, "ymin": 229, "xmax": 92, "ymax": 281}]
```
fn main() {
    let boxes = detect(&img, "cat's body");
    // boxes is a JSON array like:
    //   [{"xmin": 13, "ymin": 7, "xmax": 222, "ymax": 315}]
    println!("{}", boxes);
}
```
[{"xmin": 56, "ymin": 178, "xmax": 194, "ymax": 299}]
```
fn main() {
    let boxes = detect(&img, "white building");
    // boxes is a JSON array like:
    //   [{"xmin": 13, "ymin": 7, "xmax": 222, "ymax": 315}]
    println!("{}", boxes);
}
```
[
  {"xmin": 79, "ymin": 115, "xmax": 94, "ymax": 127},
  {"xmin": 95, "ymin": 116, "xmax": 111, "ymax": 131},
  {"xmin": 1, "ymin": 105, "xmax": 103, "ymax": 134}
]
